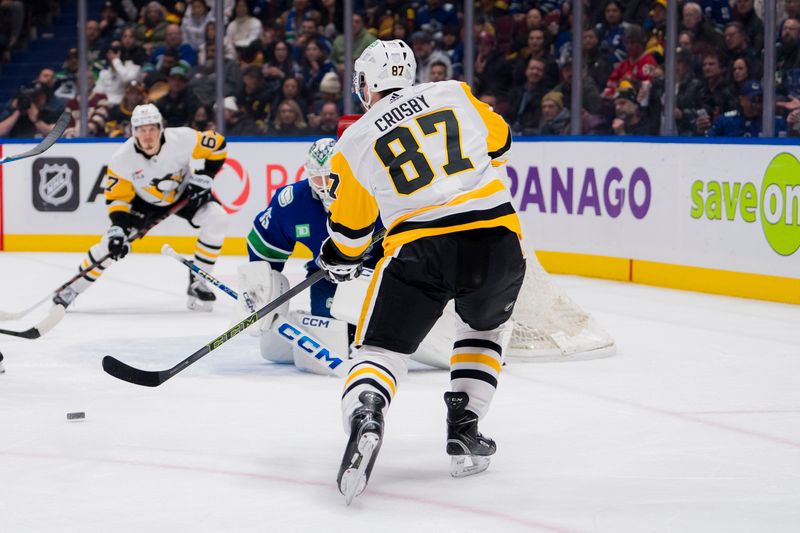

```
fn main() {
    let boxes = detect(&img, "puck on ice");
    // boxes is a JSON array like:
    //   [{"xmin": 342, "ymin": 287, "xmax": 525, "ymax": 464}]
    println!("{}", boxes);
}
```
[{"xmin": 66, "ymin": 412, "xmax": 86, "ymax": 421}]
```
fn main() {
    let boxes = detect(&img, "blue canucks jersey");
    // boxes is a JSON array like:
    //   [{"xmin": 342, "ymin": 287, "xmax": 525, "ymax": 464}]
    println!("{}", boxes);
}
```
[{"xmin": 247, "ymin": 179, "xmax": 382, "ymax": 317}]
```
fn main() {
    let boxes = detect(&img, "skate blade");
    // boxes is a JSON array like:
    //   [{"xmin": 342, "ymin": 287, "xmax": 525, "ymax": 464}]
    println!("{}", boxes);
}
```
[
  {"xmin": 450, "ymin": 455, "xmax": 491, "ymax": 478},
  {"xmin": 341, "ymin": 433, "xmax": 380, "ymax": 506},
  {"xmin": 186, "ymin": 297, "xmax": 214, "ymax": 312}
]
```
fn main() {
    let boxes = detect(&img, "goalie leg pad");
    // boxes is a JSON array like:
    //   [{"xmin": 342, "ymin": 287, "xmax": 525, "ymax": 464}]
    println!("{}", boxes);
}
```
[
  {"xmin": 233, "ymin": 261, "xmax": 290, "ymax": 337},
  {"xmin": 449, "ymin": 314, "xmax": 513, "ymax": 419},
  {"xmin": 269, "ymin": 311, "xmax": 350, "ymax": 376}
]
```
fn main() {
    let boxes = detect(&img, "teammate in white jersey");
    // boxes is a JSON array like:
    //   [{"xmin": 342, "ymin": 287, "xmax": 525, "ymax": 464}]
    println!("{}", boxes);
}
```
[
  {"xmin": 317, "ymin": 40, "xmax": 526, "ymax": 504},
  {"xmin": 53, "ymin": 104, "xmax": 229, "ymax": 311}
]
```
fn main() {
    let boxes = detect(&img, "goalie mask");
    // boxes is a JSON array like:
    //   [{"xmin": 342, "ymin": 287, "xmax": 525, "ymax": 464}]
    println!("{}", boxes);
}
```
[
  {"xmin": 353, "ymin": 39, "xmax": 416, "ymax": 110},
  {"xmin": 305, "ymin": 138, "xmax": 337, "ymax": 210}
]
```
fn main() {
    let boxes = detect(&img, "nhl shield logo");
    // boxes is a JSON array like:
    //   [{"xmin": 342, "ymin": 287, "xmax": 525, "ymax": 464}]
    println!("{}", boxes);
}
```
[{"xmin": 32, "ymin": 157, "xmax": 80, "ymax": 211}]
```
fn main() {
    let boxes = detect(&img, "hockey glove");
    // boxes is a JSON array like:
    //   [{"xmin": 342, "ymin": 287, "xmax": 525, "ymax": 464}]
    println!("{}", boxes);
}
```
[
  {"xmin": 105, "ymin": 225, "xmax": 130, "ymax": 260},
  {"xmin": 318, "ymin": 238, "xmax": 363, "ymax": 284},
  {"xmin": 186, "ymin": 173, "xmax": 213, "ymax": 210}
]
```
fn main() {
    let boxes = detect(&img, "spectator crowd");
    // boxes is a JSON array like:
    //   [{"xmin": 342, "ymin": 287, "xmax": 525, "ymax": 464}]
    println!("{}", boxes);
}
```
[{"xmin": 3, "ymin": 0, "xmax": 800, "ymax": 139}]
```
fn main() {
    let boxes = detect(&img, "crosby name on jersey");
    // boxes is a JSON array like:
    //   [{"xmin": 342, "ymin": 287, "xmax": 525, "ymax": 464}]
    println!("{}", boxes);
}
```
[
  {"xmin": 328, "ymin": 79, "xmax": 521, "ymax": 259},
  {"xmin": 104, "ymin": 127, "xmax": 226, "ymax": 219}
]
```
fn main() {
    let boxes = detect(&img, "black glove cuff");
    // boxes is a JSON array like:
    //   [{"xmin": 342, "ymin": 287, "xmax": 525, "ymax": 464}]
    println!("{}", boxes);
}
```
[{"xmin": 321, "ymin": 238, "xmax": 363, "ymax": 265}]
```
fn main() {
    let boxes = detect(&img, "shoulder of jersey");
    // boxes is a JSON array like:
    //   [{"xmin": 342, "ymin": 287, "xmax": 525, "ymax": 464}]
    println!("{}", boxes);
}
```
[
  {"xmin": 109, "ymin": 138, "xmax": 136, "ymax": 168},
  {"xmin": 274, "ymin": 179, "xmax": 311, "ymax": 209},
  {"xmin": 165, "ymin": 126, "xmax": 198, "ymax": 144}
]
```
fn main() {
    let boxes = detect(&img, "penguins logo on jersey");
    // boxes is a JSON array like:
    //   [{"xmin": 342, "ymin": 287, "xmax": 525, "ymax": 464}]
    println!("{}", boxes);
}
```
[{"xmin": 143, "ymin": 171, "xmax": 185, "ymax": 203}]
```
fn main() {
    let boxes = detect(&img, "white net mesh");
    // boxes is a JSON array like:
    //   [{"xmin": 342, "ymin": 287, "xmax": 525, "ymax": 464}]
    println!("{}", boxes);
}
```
[{"xmin": 508, "ymin": 240, "xmax": 615, "ymax": 362}]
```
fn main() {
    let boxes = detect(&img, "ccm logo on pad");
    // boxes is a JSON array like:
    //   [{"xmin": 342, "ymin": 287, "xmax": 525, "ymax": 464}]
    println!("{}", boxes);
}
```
[{"xmin": 277, "ymin": 323, "xmax": 343, "ymax": 370}]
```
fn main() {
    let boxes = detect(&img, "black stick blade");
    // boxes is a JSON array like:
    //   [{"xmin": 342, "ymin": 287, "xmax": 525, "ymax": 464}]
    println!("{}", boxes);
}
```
[
  {"xmin": 0, "ymin": 326, "xmax": 41, "ymax": 339},
  {"xmin": 102, "ymin": 356, "xmax": 165, "ymax": 387}
]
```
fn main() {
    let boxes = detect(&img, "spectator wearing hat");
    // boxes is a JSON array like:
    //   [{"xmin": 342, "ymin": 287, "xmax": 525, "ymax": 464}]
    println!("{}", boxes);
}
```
[
  {"xmin": 188, "ymin": 41, "xmax": 243, "ymax": 107},
  {"xmin": 672, "ymin": 47, "xmax": 708, "ymax": 136},
  {"xmin": 156, "ymin": 65, "xmax": 198, "ymax": 127},
  {"xmin": 412, "ymin": 30, "xmax": 453, "ymax": 83},
  {"xmin": 507, "ymin": 57, "xmax": 551, "ymax": 135},
  {"xmin": 538, "ymin": 91, "xmax": 570, "ymax": 135},
  {"xmin": 595, "ymin": 0, "xmax": 629, "ymax": 65},
  {"xmin": 104, "ymin": 79, "xmax": 147, "ymax": 137},
  {"xmin": 643, "ymin": 0, "xmax": 667, "ymax": 60},
  {"xmin": 331, "ymin": 12, "xmax": 376, "ymax": 70},
  {"xmin": 227, "ymin": 0, "xmax": 263, "ymax": 49},
  {"xmin": 611, "ymin": 82, "xmax": 652, "ymax": 135},
  {"xmin": 239, "ymin": 64, "xmax": 272, "ymax": 130},
  {"xmin": 220, "ymin": 95, "xmax": 263, "ymax": 136},
  {"xmin": 135, "ymin": 1, "xmax": 170, "ymax": 53},
  {"xmin": 695, "ymin": 50, "xmax": 737, "ymax": 134},
  {"xmin": 732, "ymin": 0, "xmax": 764, "ymax": 54},
  {"xmin": 99, "ymin": 2, "xmax": 125, "ymax": 44},
  {"xmin": 310, "ymin": 71, "xmax": 342, "ymax": 115},
  {"xmin": 271, "ymin": 99, "xmax": 309, "ymax": 136},
  {"xmin": 602, "ymin": 25, "xmax": 658, "ymax": 100},
  {"xmin": 152, "ymin": 24, "xmax": 198, "ymax": 67},
  {"xmin": 182, "ymin": 0, "xmax": 215, "ymax": 51},
  {"xmin": 723, "ymin": 22, "xmax": 759, "ymax": 74},
  {"xmin": 307, "ymin": 100, "xmax": 340, "ymax": 136},
  {"xmin": 707, "ymin": 80, "xmax": 787, "ymax": 137},
  {"xmin": 511, "ymin": 28, "xmax": 559, "ymax": 88},
  {"xmin": 475, "ymin": 30, "xmax": 513, "ymax": 107}
]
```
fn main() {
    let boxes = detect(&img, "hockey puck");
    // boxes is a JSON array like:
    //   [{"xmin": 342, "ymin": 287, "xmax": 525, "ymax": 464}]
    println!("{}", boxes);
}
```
[{"xmin": 66, "ymin": 412, "xmax": 86, "ymax": 421}]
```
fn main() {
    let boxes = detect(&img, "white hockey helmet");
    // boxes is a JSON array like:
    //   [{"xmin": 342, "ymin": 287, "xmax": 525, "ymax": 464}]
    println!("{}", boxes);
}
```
[
  {"xmin": 353, "ymin": 39, "xmax": 416, "ymax": 109},
  {"xmin": 131, "ymin": 103, "xmax": 163, "ymax": 130},
  {"xmin": 304, "ymin": 138, "xmax": 337, "ymax": 210}
]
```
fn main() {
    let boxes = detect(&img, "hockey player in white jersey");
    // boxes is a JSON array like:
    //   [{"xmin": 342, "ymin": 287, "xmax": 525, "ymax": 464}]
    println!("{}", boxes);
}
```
[
  {"xmin": 53, "ymin": 104, "xmax": 229, "ymax": 311},
  {"xmin": 317, "ymin": 40, "xmax": 526, "ymax": 504}
]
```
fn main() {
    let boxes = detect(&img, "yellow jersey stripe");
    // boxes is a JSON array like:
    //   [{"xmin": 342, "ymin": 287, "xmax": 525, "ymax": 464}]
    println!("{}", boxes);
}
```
[
  {"xmin": 383, "ymin": 213, "xmax": 521, "ymax": 256},
  {"xmin": 345, "ymin": 366, "xmax": 396, "ymax": 396},
  {"xmin": 450, "ymin": 353, "xmax": 502, "ymax": 373},
  {"xmin": 459, "ymin": 82, "xmax": 510, "ymax": 157},
  {"xmin": 356, "ymin": 255, "xmax": 389, "ymax": 345},
  {"xmin": 387, "ymin": 179, "xmax": 506, "ymax": 233}
]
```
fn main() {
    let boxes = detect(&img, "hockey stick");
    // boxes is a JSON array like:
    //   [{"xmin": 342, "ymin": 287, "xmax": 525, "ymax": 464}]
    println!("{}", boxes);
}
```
[
  {"xmin": 161, "ymin": 251, "xmax": 347, "ymax": 376},
  {"xmin": 102, "ymin": 229, "xmax": 385, "ymax": 387},
  {"xmin": 161, "ymin": 244, "xmax": 239, "ymax": 300},
  {"xmin": 0, "ymin": 109, "xmax": 71, "ymax": 165},
  {"xmin": 0, "ymin": 199, "xmax": 190, "ymax": 338}
]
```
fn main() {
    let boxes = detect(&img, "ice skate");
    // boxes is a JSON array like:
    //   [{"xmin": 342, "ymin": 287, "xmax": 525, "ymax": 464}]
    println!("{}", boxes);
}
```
[
  {"xmin": 444, "ymin": 392, "xmax": 496, "ymax": 478},
  {"xmin": 187, "ymin": 270, "xmax": 215, "ymax": 312},
  {"xmin": 52, "ymin": 286, "xmax": 78, "ymax": 309},
  {"xmin": 337, "ymin": 391, "xmax": 385, "ymax": 505}
]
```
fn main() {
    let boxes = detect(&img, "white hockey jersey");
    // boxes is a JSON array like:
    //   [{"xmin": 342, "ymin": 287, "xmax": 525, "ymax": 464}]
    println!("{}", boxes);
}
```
[
  {"xmin": 105, "ymin": 127, "xmax": 226, "ymax": 217},
  {"xmin": 328, "ymin": 80, "xmax": 520, "ymax": 258}
]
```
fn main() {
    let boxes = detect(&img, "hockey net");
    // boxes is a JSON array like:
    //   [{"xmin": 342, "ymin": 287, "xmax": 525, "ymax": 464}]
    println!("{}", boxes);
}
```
[{"xmin": 508, "ymin": 240, "xmax": 616, "ymax": 362}]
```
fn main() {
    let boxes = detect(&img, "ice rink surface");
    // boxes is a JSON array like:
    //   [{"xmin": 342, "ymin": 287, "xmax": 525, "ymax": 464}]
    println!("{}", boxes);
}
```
[{"xmin": 0, "ymin": 251, "xmax": 798, "ymax": 533}]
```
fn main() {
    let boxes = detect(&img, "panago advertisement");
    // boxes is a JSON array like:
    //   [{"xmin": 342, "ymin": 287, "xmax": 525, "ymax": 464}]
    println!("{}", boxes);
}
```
[{"xmin": 0, "ymin": 138, "xmax": 798, "ymax": 303}]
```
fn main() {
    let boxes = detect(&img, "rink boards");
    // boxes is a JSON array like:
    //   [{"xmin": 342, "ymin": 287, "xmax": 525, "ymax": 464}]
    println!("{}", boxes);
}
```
[{"xmin": 0, "ymin": 136, "xmax": 798, "ymax": 304}]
